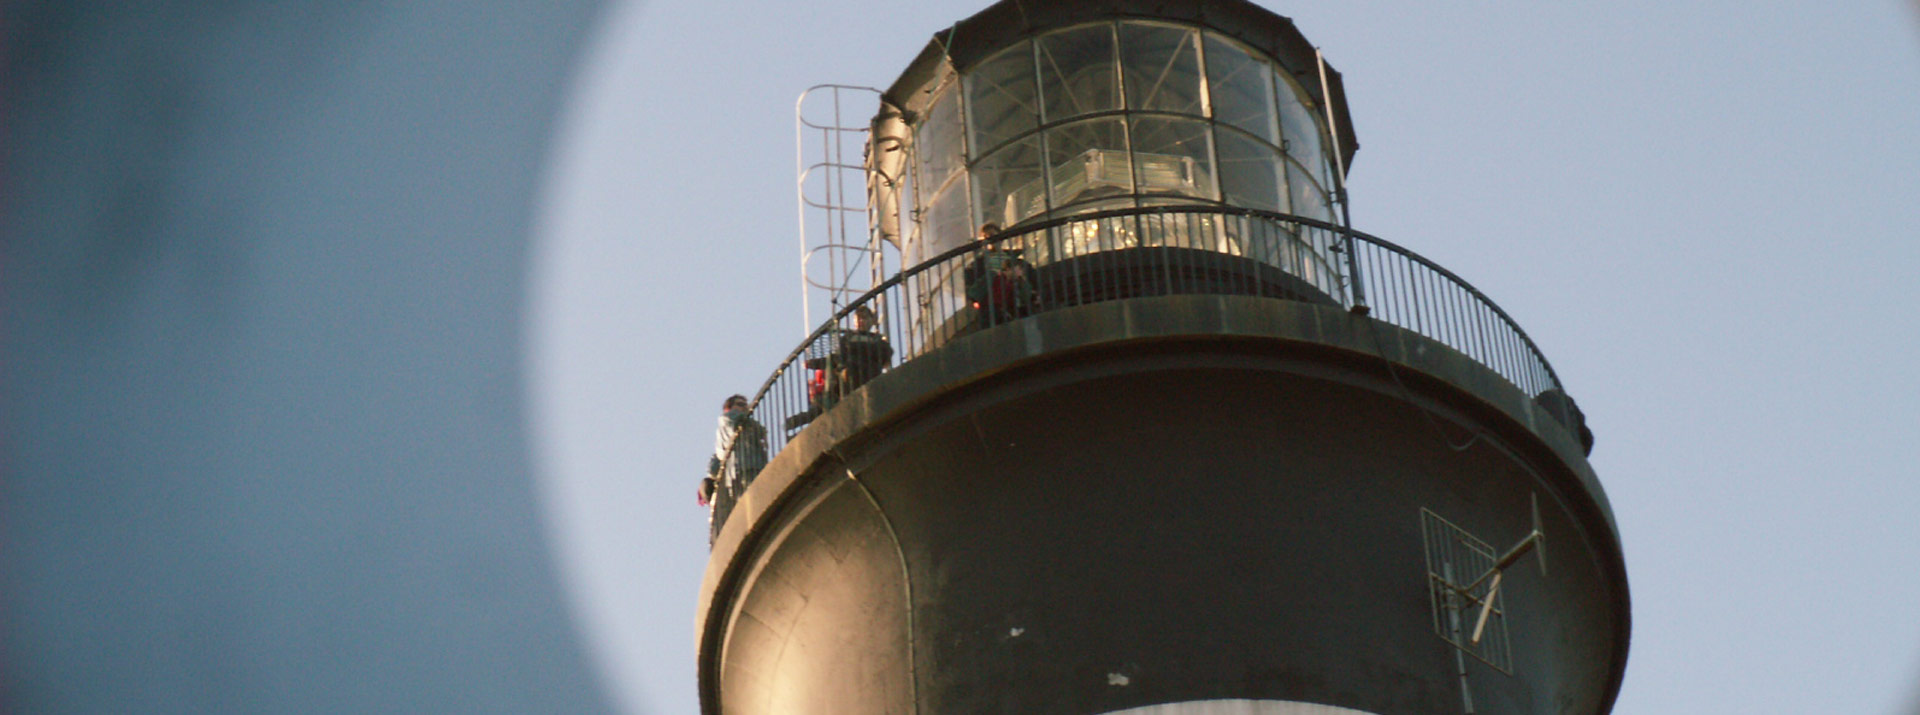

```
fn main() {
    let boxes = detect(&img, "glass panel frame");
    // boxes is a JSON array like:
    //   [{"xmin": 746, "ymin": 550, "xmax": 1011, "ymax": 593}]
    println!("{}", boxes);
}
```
[
  {"xmin": 910, "ymin": 17, "xmax": 1348, "ymax": 275},
  {"xmin": 1127, "ymin": 115, "xmax": 1217, "ymax": 202},
  {"xmin": 1203, "ymin": 33, "xmax": 1278, "ymax": 144},
  {"xmin": 1286, "ymin": 157, "xmax": 1333, "ymax": 223},
  {"xmin": 972, "ymin": 135, "xmax": 1046, "ymax": 229},
  {"xmin": 1120, "ymin": 22, "xmax": 1205, "ymax": 116},
  {"xmin": 916, "ymin": 86, "xmax": 967, "ymax": 196},
  {"xmin": 1043, "ymin": 116, "xmax": 1134, "ymax": 210},
  {"xmin": 965, "ymin": 41, "xmax": 1039, "ymax": 159},
  {"xmin": 1276, "ymin": 71, "xmax": 1327, "ymax": 171},
  {"xmin": 1037, "ymin": 23, "xmax": 1121, "ymax": 124},
  {"xmin": 921, "ymin": 174, "xmax": 973, "ymax": 265},
  {"xmin": 1214, "ymin": 125, "xmax": 1284, "ymax": 214}
]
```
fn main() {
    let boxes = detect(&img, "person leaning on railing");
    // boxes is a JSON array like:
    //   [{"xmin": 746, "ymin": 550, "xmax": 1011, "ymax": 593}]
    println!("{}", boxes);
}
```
[
  {"xmin": 783, "ymin": 306, "xmax": 894, "ymax": 432},
  {"xmin": 700, "ymin": 394, "xmax": 768, "ymax": 541},
  {"xmin": 824, "ymin": 305, "xmax": 892, "ymax": 397},
  {"xmin": 964, "ymin": 223, "xmax": 1037, "ymax": 325}
]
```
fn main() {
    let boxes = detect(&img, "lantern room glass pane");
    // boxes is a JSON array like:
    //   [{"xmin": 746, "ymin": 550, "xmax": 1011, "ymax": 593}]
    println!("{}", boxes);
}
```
[
  {"xmin": 1286, "ymin": 158, "xmax": 1332, "ymax": 223},
  {"xmin": 1128, "ymin": 116, "xmax": 1215, "ymax": 201},
  {"xmin": 1215, "ymin": 126, "xmax": 1283, "ymax": 213},
  {"xmin": 1203, "ymin": 34, "xmax": 1278, "ymax": 144},
  {"xmin": 973, "ymin": 136, "xmax": 1045, "ymax": 229},
  {"xmin": 1044, "ymin": 117, "xmax": 1132, "ymax": 209},
  {"xmin": 1120, "ymin": 23, "xmax": 1203, "ymax": 116},
  {"xmin": 917, "ymin": 88, "xmax": 966, "ymax": 195},
  {"xmin": 966, "ymin": 41, "xmax": 1038, "ymax": 159},
  {"xmin": 1277, "ymin": 73, "xmax": 1327, "ymax": 171},
  {"xmin": 1038, "ymin": 24, "xmax": 1120, "ymax": 123},
  {"xmin": 922, "ymin": 177, "xmax": 973, "ymax": 263}
]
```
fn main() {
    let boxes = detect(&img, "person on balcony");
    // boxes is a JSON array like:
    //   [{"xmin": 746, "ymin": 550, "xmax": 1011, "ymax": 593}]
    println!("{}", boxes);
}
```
[
  {"xmin": 783, "ymin": 306, "xmax": 894, "ymax": 431},
  {"xmin": 701, "ymin": 394, "xmax": 768, "ymax": 541},
  {"xmin": 966, "ymin": 223, "xmax": 1037, "ymax": 325},
  {"xmin": 825, "ymin": 306, "xmax": 892, "ymax": 397}
]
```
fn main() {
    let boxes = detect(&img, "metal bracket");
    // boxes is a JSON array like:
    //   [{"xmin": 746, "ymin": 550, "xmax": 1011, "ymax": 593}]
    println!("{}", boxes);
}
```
[{"xmin": 1420, "ymin": 494, "xmax": 1549, "ymax": 675}]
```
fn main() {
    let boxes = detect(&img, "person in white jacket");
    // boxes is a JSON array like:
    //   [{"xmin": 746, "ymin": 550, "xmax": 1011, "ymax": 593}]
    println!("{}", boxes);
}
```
[{"xmin": 699, "ymin": 394, "xmax": 767, "ymax": 541}]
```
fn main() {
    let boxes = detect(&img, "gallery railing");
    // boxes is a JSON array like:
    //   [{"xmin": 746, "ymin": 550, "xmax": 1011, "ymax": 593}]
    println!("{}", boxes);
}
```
[{"xmin": 706, "ymin": 205, "xmax": 1580, "ymax": 538}]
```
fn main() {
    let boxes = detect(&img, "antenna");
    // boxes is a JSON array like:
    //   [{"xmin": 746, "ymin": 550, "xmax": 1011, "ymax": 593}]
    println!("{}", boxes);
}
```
[
  {"xmin": 1420, "ymin": 494, "xmax": 1550, "ymax": 676},
  {"xmin": 1464, "ymin": 494, "xmax": 1547, "ymax": 647}
]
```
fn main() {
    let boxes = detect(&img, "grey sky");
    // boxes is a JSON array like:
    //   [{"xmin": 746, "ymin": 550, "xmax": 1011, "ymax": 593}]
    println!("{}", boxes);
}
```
[{"xmin": 533, "ymin": 1, "xmax": 1920, "ymax": 713}]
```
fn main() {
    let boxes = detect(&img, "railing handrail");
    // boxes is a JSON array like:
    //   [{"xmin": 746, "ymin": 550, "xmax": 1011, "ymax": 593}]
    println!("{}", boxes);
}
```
[
  {"xmin": 743, "ymin": 204, "xmax": 1564, "ymax": 415},
  {"xmin": 705, "ymin": 204, "xmax": 1583, "ymax": 544}
]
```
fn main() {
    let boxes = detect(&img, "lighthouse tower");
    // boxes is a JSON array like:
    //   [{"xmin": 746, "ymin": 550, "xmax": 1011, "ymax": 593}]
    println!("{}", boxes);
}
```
[{"xmin": 697, "ymin": 2, "xmax": 1629, "ymax": 713}]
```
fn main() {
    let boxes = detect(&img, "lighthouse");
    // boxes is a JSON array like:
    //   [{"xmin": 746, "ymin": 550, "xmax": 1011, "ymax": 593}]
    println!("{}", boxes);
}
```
[{"xmin": 697, "ymin": 1, "xmax": 1628, "ymax": 712}]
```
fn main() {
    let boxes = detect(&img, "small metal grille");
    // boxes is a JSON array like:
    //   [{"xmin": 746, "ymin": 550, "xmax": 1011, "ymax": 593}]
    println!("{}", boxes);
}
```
[{"xmin": 1420, "ymin": 508, "xmax": 1514, "ymax": 674}]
